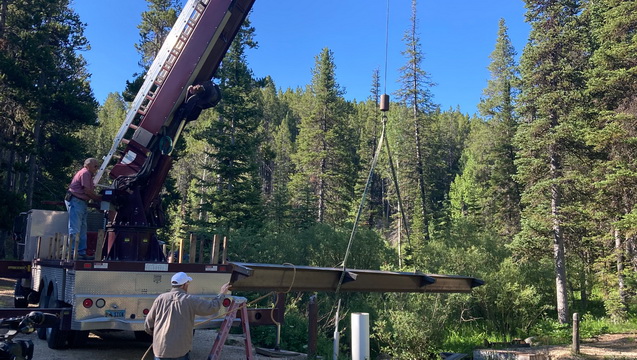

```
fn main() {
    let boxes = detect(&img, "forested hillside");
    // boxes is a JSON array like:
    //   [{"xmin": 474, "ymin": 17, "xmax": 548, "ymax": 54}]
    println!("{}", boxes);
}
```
[{"xmin": 1, "ymin": 0, "xmax": 636, "ymax": 358}]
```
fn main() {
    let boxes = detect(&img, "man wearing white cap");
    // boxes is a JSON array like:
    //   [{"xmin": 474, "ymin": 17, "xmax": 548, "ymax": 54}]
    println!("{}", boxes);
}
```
[{"xmin": 144, "ymin": 272, "xmax": 231, "ymax": 360}]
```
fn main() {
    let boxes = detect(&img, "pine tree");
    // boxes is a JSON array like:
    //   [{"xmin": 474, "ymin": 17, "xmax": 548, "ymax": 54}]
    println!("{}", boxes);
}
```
[
  {"xmin": 0, "ymin": 0, "xmax": 97, "ymax": 210},
  {"xmin": 393, "ymin": 0, "xmax": 436, "ymax": 242},
  {"xmin": 515, "ymin": 0, "xmax": 590, "ymax": 324},
  {"xmin": 585, "ymin": 0, "xmax": 637, "ymax": 318},
  {"xmin": 473, "ymin": 18, "xmax": 521, "ymax": 237},
  {"xmin": 123, "ymin": 0, "xmax": 179, "ymax": 101},
  {"xmin": 199, "ymin": 19, "xmax": 264, "ymax": 233},
  {"xmin": 290, "ymin": 48, "xmax": 357, "ymax": 225},
  {"xmin": 135, "ymin": 0, "xmax": 180, "ymax": 69}
]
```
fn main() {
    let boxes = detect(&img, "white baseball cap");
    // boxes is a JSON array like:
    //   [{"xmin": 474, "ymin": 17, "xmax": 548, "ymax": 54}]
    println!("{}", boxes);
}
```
[{"xmin": 171, "ymin": 272, "xmax": 193, "ymax": 286}]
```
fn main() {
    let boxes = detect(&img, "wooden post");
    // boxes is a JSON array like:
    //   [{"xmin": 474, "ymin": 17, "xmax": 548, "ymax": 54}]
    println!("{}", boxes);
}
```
[
  {"xmin": 308, "ymin": 295, "xmax": 318, "ymax": 359},
  {"xmin": 178, "ymin": 237, "xmax": 184, "ymax": 263},
  {"xmin": 210, "ymin": 234, "xmax": 219, "ymax": 264},
  {"xmin": 61, "ymin": 234, "xmax": 67, "ymax": 261},
  {"xmin": 189, "ymin": 233, "xmax": 196, "ymax": 264},
  {"xmin": 198, "ymin": 235, "xmax": 205, "ymax": 263},
  {"xmin": 163, "ymin": 244, "xmax": 168, "ymax": 262},
  {"xmin": 95, "ymin": 229, "xmax": 105, "ymax": 261},
  {"xmin": 572, "ymin": 312, "xmax": 580, "ymax": 354},
  {"xmin": 221, "ymin": 236, "xmax": 228, "ymax": 264},
  {"xmin": 63, "ymin": 235, "xmax": 70, "ymax": 261}
]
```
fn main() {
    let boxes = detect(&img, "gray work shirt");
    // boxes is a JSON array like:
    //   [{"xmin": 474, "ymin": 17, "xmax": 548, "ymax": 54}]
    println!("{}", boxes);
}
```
[{"xmin": 144, "ymin": 287, "xmax": 225, "ymax": 358}]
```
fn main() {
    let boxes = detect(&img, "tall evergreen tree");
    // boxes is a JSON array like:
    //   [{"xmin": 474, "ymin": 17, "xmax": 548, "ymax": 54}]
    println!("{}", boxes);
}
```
[
  {"xmin": 393, "ymin": 0, "xmax": 436, "ymax": 242},
  {"xmin": 290, "ymin": 48, "xmax": 357, "ymax": 225},
  {"xmin": 515, "ymin": 0, "xmax": 590, "ymax": 324},
  {"xmin": 585, "ymin": 0, "xmax": 637, "ymax": 318},
  {"xmin": 472, "ymin": 18, "xmax": 521, "ymax": 236},
  {"xmin": 199, "ymin": 19, "xmax": 264, "ymax": 233},
  {"xmin": 0, "ymin": 0, "xmax": 97, "ymax": 211},
  {"xmin": 258, "ymin": 76, "xmax": 288, "ymax": 199},
  {"xmin": 124, "ymin": 0, "xmax": 179, "ymax": 101}
]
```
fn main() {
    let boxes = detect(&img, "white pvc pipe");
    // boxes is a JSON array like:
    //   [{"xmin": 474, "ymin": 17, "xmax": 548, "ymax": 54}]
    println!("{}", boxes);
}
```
[
  {"xmin": 351, "ymin": 312, "xmax": 370, "ymax": 360},
  {"xmin": 333, "ymin": 299, "xmax": 341, "ymax": 360}
]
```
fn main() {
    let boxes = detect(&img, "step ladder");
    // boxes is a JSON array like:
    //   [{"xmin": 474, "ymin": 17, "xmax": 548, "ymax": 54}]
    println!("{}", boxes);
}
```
[
  {"xmin": 208, "ymin": 298, "xmax": 254, "ymax": 360},
  {"xmin": 93, "ymin": 0, "xmax": 207, "ymax": 186}
]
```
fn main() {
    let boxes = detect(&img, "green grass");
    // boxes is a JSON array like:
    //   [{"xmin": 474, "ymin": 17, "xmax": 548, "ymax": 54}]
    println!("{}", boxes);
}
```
[{"xmin": 439, "ymin": 316, "xmax": 637, "ymax": 354}]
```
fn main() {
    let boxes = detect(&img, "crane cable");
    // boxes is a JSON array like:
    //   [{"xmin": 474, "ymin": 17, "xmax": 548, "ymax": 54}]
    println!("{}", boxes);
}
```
[
  {"xmin": 334, "ymin": 0, "xmax": 392, "ymax": 295},
  {"xmin": 335, "ymin": 116, "xmax": 388, "ymax": 294},
  {"xmin": 383, "ymin": 0, "xmax": 390, "ymax": 95}
]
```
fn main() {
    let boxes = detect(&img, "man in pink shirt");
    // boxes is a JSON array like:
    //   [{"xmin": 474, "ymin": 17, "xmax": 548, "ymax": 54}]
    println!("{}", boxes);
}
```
[{"xmin": 65, "ymin": 158, "xmax": 102, "ymax": 260}]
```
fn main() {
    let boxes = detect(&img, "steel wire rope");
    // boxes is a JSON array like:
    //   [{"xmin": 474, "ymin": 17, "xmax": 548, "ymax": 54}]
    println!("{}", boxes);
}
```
[
  {"xmin": 334, "ymin": 0, "xmax": 392, "ymax": 295},
  {"xmin": 335, "ymin": 118, "xmax": 387, "ymax": 294},
  {"xmin": 328, "ymin": 5, "xmax": 393, "ymax": 358}
]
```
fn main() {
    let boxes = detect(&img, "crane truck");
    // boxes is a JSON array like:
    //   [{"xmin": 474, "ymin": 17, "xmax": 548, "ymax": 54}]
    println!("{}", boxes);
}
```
[
  {"xmin": 1, "ymin": 0, "xmax": 484, "ymax": 352},
  {"xmin": 7, "ymin": 0, "xmax": 257, "ymax": 349}
]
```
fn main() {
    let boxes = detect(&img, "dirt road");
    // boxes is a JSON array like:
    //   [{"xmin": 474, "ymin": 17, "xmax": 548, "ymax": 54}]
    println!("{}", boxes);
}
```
[{"xmin": 521, "ymin": 333, "xmax": 637, "ymax": 359}]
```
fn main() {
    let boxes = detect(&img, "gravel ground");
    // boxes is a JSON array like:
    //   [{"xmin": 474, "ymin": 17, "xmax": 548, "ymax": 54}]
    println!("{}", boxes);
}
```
[
  {"xmin": 12, "ymin": 329, "xmax": 306, "ymax": 360},
  {"xmin": 0, "ymin": 278, "xmax": 305, "ymax": 360}
]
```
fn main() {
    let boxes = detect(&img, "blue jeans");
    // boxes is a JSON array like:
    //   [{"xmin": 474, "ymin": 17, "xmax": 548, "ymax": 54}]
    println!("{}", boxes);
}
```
[
  {"xmin": 65, "ymin": 197, "xmax": 88, "ymax": 256},
  {"xmin": 155, "ymin": 353, "xmax": 189, "ymax": 360}
]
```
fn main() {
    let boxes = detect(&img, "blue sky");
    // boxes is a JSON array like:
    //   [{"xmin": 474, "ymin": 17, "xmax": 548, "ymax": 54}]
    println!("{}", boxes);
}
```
[{"xmin": 72, "ymin": 0, "xmax": 530, "ymax": 116}]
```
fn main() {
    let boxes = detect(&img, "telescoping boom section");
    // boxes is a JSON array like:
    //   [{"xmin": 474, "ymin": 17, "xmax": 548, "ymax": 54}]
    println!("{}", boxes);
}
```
[{"xmin": 94, "ymin": 0, "xmax": 256, "ymax": 262}]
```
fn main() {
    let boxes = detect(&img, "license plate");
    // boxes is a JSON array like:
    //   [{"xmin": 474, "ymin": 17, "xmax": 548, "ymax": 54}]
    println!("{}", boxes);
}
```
[{"xmin": 105, "ymin": 310, "xmax": 125, "ymax": 318}]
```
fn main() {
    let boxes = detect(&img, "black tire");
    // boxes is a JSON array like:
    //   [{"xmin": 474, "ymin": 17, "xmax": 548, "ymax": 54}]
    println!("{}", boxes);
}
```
[
  {"xmin": 134, "ymin": 330, "xmax": 153, "ymax": 342},
  {"xmin": 46, "ymin": 299, "xmax": 69, "ymax": 349},
  {"xmin": 13, "ymin": 280, "xmax": 28, "ymax": 308},
  {"xmin": 36, "ymin": 290, "xmax": 50, "ymax": 340},
  {"xmin": 37, "ymin": 325, "xmax": 47, "ymax": 340},
  {"xmin": 37, "ymin": 326, "xmax": 47, "ymax": 340},
  {"xmin": 47, "ymin": 325, "xmax": 68, "ymax": 349}
]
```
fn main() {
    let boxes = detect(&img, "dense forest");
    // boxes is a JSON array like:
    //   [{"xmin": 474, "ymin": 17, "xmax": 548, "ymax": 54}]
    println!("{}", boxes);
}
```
[{"xmin": 1, "ymin": 0, "xmax": 636, "ymax": 358}]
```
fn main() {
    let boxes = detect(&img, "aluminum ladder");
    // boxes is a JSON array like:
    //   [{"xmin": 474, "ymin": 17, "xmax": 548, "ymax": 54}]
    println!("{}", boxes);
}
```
[{"xmin": 93, "ymin": 0, "xmax": 208, "ymax": 186}]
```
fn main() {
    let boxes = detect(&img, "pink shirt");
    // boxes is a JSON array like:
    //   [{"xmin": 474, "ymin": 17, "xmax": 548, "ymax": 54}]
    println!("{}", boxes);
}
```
[{"xmin": 68, "ymin": 167, "xmax": 94, "ymax": 201}]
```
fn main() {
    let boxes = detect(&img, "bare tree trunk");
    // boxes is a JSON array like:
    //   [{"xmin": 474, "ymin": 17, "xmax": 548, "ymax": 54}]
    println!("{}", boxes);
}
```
[
  {"xmin": 550, "ymin": 143, "xmax": 569, "ymax": 324},
  {"xmin": 410, "ymin": 49, "xmax": 428, "ymax": 239},
  {"xmin": 627, "ymin": 236, "xmax": 637, "ymax": 271},
  {"xmin": 198, "ymin": 154, "xmax": 208, "ymax": 221},
  {"xmin": 412, "ymin": 107, "xmax": 428, "ymax": 236},
  {"xmin": 580, "ymin": 250, "xmax": 589, "ymax": 313},
  {"xmin": 0, "ymin": 0, "xmax": 7, "ymax": 38},
  {"xmin": 614, "ymin": 228, "xmax": 627, "ymax": 310}
]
